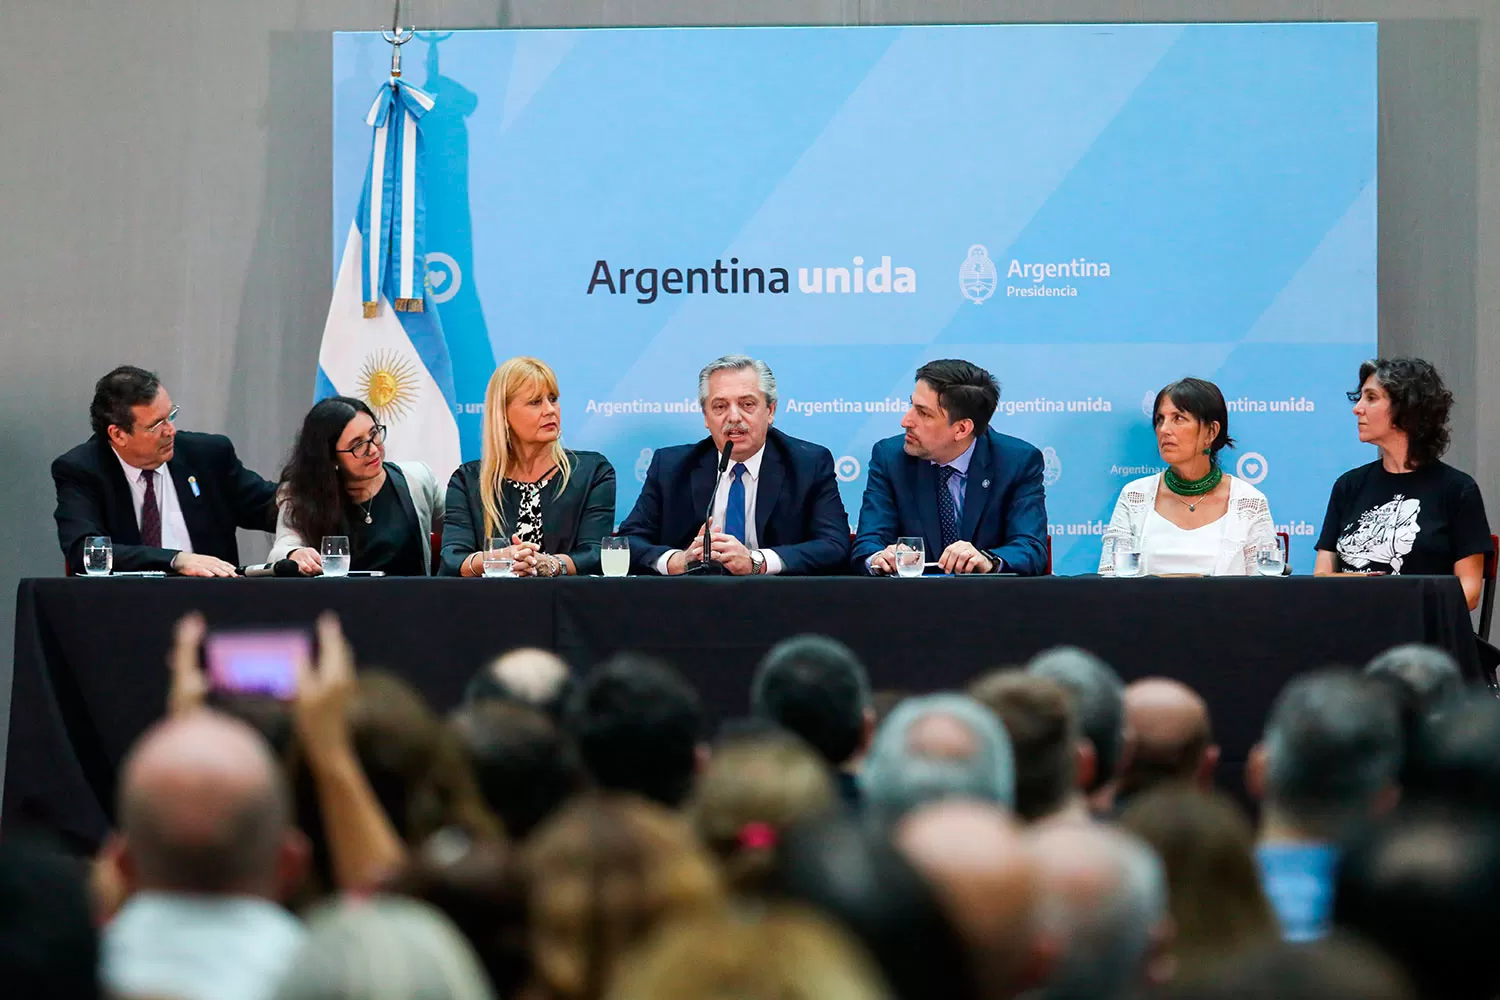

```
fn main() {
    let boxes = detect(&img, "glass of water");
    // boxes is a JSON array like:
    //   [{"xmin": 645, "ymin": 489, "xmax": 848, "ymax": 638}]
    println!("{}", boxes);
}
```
[
  {"xmin": 83, "ymin": 536, "xmax": 112, "ymax": 576},
  {"xmin": 1256, "ymin": 534, "xmax": 1288, "ymax": 577},
  {"xmin": 895, "ymin": 537, "xmax": 925, "ymax": 578},
  {"xmin": 600, "ymin": 535, "xmax": 630, "ymax": 578},
  {"xmin": 1112, "ymin": 539, "xmax": 1143, "ymax": 578},
  {"xmin": 321, "ymin": 536, "xmax": 350, "ymax": 577},
  {"xmin": 483, "ymin": 537, "xmax": 515, "ymax": 578}
]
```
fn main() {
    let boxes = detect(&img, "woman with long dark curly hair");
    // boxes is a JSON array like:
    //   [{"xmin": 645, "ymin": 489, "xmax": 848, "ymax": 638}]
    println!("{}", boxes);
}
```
[
  {"xmin": 1315, "ymin": 358, "xmax": 1490, "ymax": 608},
  {"xmin": 269, "ymin": 396, "xmax": 443, "ymax": 575}
]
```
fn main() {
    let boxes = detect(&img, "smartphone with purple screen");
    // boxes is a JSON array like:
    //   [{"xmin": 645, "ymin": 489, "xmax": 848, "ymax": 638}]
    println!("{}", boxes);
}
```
[{"xmin": 202, "ymin": 629, "xmax": 310, "ymax": 699}]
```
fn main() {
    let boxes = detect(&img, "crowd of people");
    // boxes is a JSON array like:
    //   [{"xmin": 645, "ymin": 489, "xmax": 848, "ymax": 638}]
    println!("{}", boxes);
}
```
[
  {"xmin": 3, "ymin": 624, "xmax": 1498, "ymax": 1000},
  {"xmin": 53, "ymin": 352, "xmax": 1489, "ymax": 595}
]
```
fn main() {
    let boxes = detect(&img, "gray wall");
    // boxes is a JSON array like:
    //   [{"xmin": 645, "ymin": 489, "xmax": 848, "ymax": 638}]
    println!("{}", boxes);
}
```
[{"xmin": 1, "ymin": 0, "xmax": 1496, "ymax": 794}]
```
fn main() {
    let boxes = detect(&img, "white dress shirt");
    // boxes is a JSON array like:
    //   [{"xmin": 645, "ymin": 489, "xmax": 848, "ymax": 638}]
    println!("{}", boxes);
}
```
[
  {"xmin": 655, "ymin": 444, "xmax": 785, "ymax": 575},
  {"xmin": 114, "ymin": 448, "xmax": 194, "ymax": 554}
]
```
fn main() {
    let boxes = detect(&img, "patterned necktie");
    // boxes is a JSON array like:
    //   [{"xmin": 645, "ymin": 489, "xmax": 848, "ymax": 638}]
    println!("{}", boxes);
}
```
[
  {"xmin": 724, "ymin": 463, "xmax": 748, "ymax": 543},
  {"xmin": 937, "ymin": 465, "xmax": 959, "ymax": 551},
  {"xmin": 141, "ymin": 469, "xmax": 162, "ymax": 547}
]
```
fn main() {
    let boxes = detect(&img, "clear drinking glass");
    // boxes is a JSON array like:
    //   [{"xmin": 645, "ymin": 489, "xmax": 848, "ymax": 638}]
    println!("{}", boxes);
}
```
[
  {"xmin": 321, "ymin": 536, "xmax": 350, "ymax": 577},
  {"xmin": 600, "ymin": 535, "xmax": 630, "ymax": 578},
  {"xmin": 895, "ymin": 537, "xmax": 925, "ymax": 578},
  {"xmin": 83, "ymin": 536, "xmax": 112, "ymax": 576},
  {"xmin": 483, "ymin": 537, "xmax": 515, "ymax": 578},
  {"xmin": 1112, "ymin": 535, "xmax": 1143, "ymax": 578},
  {"xmin": 1256, "ymin": 534, "xmax": 1288, "ymax": 577}
]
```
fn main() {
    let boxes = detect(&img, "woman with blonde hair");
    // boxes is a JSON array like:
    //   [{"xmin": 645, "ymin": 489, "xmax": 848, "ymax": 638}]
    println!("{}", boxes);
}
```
[
  {"xmin": 522, "ymin": 793, "xmax": 724, "ymax": 1000},
  {"xmin": 690, "ymin": 732, "xmax": 838, "ymax": 895},
  {"xmin": 441, "ymin": 357, "xmax": 616, "ymax": 577},
  {"xmin": 608, "ymin": 906, "xmax": 894, "ymax": 1000}
]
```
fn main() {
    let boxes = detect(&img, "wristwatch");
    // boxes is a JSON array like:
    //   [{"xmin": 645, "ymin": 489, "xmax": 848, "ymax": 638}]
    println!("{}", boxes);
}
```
[{"xmin": 750, "ymin": 549, "xmax": 767, "ymax": 575}]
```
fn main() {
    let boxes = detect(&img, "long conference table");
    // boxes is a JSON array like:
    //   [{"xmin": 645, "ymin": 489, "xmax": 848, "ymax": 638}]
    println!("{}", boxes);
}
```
[{"xmin": 5, "ymin": 574, "xmax": 1482, "ymax": 848}]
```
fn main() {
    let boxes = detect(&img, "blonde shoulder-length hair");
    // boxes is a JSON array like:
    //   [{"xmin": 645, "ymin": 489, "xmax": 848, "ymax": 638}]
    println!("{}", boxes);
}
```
[{"xmin": 480, "ymin": 357, "xmax": 573, "ymax": 540}]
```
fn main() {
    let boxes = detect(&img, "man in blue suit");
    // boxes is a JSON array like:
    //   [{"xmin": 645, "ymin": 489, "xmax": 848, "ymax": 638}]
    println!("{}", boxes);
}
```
[
  {"xmin": 853, "ymin": 359, "xmax": 1049, "ymax": 576},
  {"xmin": 618, "ymin": 355, "xmax": 851, "ymax": 575}
]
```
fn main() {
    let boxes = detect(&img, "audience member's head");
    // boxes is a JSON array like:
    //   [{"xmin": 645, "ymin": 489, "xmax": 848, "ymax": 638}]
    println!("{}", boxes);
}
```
[
  {"xmin": 752, "ymin": 635, "xmax": 874, "ymax": 769},
  {"xmin": 861, "ymin": 694, "xmax": 1015, "ymax": 821},
  {"xmin": 1028, "ymin": 647, "xmax": 1125, "ymax": 799},
  {"xmin": 295, "ymin": 672, "xmax": 497, "ymax": 892},
  {"xmin": 565, "ymin": 654, "xmax": 703, "ymax": 808},
  {"xmin": 0, "ymin": 839, "xmax": 100, "ymax": 1000},
  {"xmin": 384, "ymin": 833, "xmax": 529, "ymax": 999},
  {"xmin": 897, "ymin": 801, "xmax": 1049, "ymax": 1000},
  {"xmin": 769, "ymin": 814, "xmax": 977, "ymax": 1000},
  {"xmin": 1168, "ymin": 936, "xmax": 1413, "ymax": 1000},
  {"xmin": 1403, "ymin": 694, "xmax": 1500, "ymax": 810},
  {"xmin": 969, "ymin": 670, "xmax": 1080, "ymax": 822},
  {"xmin": 1119, "ymin": 678, "xmax": 1218, "ymax": 802},
  {"xmin": 1335, "ymin": 810, "xmax": 1500, "ymax": 1000},
  {"xmin": 1028, "ymin": 823, "xmax": 1170, "ymax": 1000},
  {"xmin": 608, "ymin": 906, "xmax": 893, "ymax": 1000},
  {"xmin": 449, "ymin": 701, "xmax": 584, "ymax": 840},
  {"xmin": 1364, "ymin": 644, "xmax": 1463, "ymax": 716},
  {"xmin": 1119, "ymin": 788, "xmax": 1276, "ymax": 983},
  {"xmin": 272, "ymin": 897, "xmax": 496, "ymax": 1000},
  {"xmin": 116, "ymin": 711, "xmax": 306, "ymax": 900},
  {"xmin": 1249, "ymin": 670, "xmax": 1402, "ymax": 840},
  {"xmin": 522, "ymin": 793, "xmax": 723, "ymax": 1000},
  {"xmin": 690, "ymin": 732, "xmax": 837, "ymax": 894},
  {"xmin": 464, "ymin": 647, "xmax": 572, "ymax": 718}
]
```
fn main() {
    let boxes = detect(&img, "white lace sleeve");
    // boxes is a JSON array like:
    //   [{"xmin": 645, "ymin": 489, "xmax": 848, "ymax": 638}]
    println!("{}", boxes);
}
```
[
  {"xmin": 1234, "ymin": 493, "xmax": 1274, "ymax": 574},
  {"xmin": 1099, "ymin": 487, "xmax": 1147, "ymax": 574}
]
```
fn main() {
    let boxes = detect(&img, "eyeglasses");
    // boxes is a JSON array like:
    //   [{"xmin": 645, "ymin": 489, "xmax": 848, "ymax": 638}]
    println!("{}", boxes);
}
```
[
  {"xmin": 335, "ymin": 424, "xmax": 387, "ymax": 459},
  {"xmin": 143, "ymin": 406, "xmax": 179, "ymax": 436}
]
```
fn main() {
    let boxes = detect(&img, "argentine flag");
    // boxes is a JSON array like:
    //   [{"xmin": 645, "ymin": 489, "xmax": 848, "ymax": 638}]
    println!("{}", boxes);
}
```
[{"xmin": 317, "ymin": 77, "xmax": 461, "ymax": 484}]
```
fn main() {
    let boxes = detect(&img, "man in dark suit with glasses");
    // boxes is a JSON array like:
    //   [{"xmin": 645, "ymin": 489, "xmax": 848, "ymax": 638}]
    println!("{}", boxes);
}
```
[{"xmin": 53, "ymin": 366, "xmax": 279, "ymax": 576}]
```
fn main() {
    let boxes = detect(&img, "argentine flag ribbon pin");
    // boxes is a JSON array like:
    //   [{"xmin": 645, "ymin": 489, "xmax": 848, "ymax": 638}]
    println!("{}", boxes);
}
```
[{"xmin": 188, "ymin": 476, "xmax": 200, "ymax": 497}]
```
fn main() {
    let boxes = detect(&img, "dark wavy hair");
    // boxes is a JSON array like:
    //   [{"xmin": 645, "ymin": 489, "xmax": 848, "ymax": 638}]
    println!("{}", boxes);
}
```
[
  {"xmin": 279, "ymin": 396, "xmax": 375, "ymax": 545},
  {"xmin": 1153, "ymin": 377, "xmax": 1235, "ymax": 459},
  {"xmin": 1348, "ymin": 358, "xmax": 1453, "ymax": 469}
]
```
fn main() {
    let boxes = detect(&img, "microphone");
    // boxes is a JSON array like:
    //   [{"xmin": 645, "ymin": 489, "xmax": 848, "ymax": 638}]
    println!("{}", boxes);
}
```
[
  {"xmin": 685, "ymin": 441, "xmax": 735, "ymax": 576},
  {"xmin": 238, "ymin": 559, "xmax": 301, "ymax": 578}
]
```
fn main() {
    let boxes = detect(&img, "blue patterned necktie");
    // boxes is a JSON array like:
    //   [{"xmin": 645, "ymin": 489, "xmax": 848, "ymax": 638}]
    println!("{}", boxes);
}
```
[
  {"xmin": 724, "ymin": 463, "xmax": 748, "ymax": 543},
  {"xmin": 937, "ymin": 465, "xmax": 959, "ymax": 550}
]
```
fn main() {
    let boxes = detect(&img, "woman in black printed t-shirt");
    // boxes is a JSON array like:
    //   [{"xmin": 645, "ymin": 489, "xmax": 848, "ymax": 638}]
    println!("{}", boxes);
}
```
[{"xmin": 1315, "ymin": 358, "xmax": 1490, "ymax": 610}]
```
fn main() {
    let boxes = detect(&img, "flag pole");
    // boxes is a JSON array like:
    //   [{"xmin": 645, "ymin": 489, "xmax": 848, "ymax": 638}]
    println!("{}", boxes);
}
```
[{"xmin": 382, "ymin": 0, "xmax": 415, "ymax": 78}]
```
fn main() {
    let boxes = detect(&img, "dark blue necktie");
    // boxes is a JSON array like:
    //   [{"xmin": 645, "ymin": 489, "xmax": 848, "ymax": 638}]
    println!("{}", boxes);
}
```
[
  {"xmin": 724, "ymin": 463, "xmax": 748, "ymax": 543},
  {"xmin": 937, "ymin": 465, "xmax": 959, "ymax": 550}
]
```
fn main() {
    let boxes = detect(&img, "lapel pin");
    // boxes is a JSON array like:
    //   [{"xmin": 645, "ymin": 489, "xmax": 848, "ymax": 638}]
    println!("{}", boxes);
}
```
[
  {"xmin": 982, "ymin": 479, "xmax": 990, "ymax": 488},
  {"xmin": 188, "ymin": 475, "xmax": 200, "ymax": 497}
]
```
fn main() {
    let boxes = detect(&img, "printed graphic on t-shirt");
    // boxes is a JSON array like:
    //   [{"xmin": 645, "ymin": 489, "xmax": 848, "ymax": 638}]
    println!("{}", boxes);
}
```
[{"xmin": 1338, "ymin": 495, "xmax": 1422, "ymax": 574}]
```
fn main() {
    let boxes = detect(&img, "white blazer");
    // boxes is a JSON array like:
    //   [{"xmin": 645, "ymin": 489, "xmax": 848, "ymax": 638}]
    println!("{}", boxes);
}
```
[
  {"xmin": 1099, "ymin": 473, "xmax": 1275, "ymax": 576},
  {"xmin": 269, "ymin": 461, "xmax": 444, "ymax": 575}
]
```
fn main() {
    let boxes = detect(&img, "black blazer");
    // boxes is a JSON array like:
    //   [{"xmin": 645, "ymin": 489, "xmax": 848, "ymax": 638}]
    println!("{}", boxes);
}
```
[
  {"xmin": 617, "ymin": 427, "xmax": 852, "ymax": 575},
  {"xmin": 439, "ymin": 450, "xmax": 617, "ymax": 576},
  {"xmin": 52, "ymin": 431, "xmax": 278, "ymax": 573}
]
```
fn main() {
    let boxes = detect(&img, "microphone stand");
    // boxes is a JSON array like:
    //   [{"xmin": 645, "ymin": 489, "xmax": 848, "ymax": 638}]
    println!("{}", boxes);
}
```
[{"xmin": 684, "ymin": 441, "xmax": 735, "ymax": 576}]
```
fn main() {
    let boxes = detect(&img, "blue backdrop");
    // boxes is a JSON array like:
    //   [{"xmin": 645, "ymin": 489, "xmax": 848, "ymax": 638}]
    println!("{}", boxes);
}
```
[{"xmin": 332, "ymin": 23, "xmax": 1377, "ymax": 574}]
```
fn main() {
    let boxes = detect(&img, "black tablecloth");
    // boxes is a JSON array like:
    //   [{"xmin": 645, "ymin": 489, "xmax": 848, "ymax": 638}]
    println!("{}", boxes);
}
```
[{"xmin": 6, "ymin": 575, "xmax": 1479, "ymax": 847}]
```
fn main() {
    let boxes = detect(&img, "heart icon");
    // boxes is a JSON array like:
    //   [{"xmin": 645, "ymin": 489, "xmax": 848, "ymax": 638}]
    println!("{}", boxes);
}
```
[{"xmin": 427, "ymin": 269, "xmax": 449, "ymax": 290}]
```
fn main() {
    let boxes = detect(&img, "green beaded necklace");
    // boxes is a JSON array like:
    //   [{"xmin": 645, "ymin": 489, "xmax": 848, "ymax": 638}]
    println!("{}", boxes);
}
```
[{"xmin": 1163, "ymin": 463, "xmax": 1222, "ymax": 509}]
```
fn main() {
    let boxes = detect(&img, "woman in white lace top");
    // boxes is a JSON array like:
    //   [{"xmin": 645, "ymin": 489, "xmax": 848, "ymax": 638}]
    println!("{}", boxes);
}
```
[{"xmin": 1100, "ymin": 378, "xmax": 1275, "ymax": 576}]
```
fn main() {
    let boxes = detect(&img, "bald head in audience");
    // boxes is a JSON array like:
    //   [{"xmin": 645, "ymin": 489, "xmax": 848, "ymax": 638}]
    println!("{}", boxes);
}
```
[
  {"xmin": 115, "ymin": 711, "xmax": 306, "ymax": 899},
  {"xmin": 465, "ymin": 647, "xmax": 571, "ymax": 717},
  {"xmin": 896, "ymin": 801, "xmax": 1051, "ymax": 1000},
  {"xmin": 1118, "ymin": 678, "xmax": 1218, "ymax": 803}
]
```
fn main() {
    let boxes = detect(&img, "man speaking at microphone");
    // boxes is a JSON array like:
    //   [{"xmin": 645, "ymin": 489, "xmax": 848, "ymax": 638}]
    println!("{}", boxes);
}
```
[{"xmin": 617, "ymin": 355, "xmax": 851, "ymax": 575}]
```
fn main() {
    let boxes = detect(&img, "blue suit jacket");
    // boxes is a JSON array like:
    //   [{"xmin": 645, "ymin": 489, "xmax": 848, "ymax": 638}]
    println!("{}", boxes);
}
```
[
  {"xmin": 852, "ymin": 429, "xmax": 1049, "ymax": 576},
  {"xmin": 618, "ymin": 427, "xmax": 851, "ymax": 575}
]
